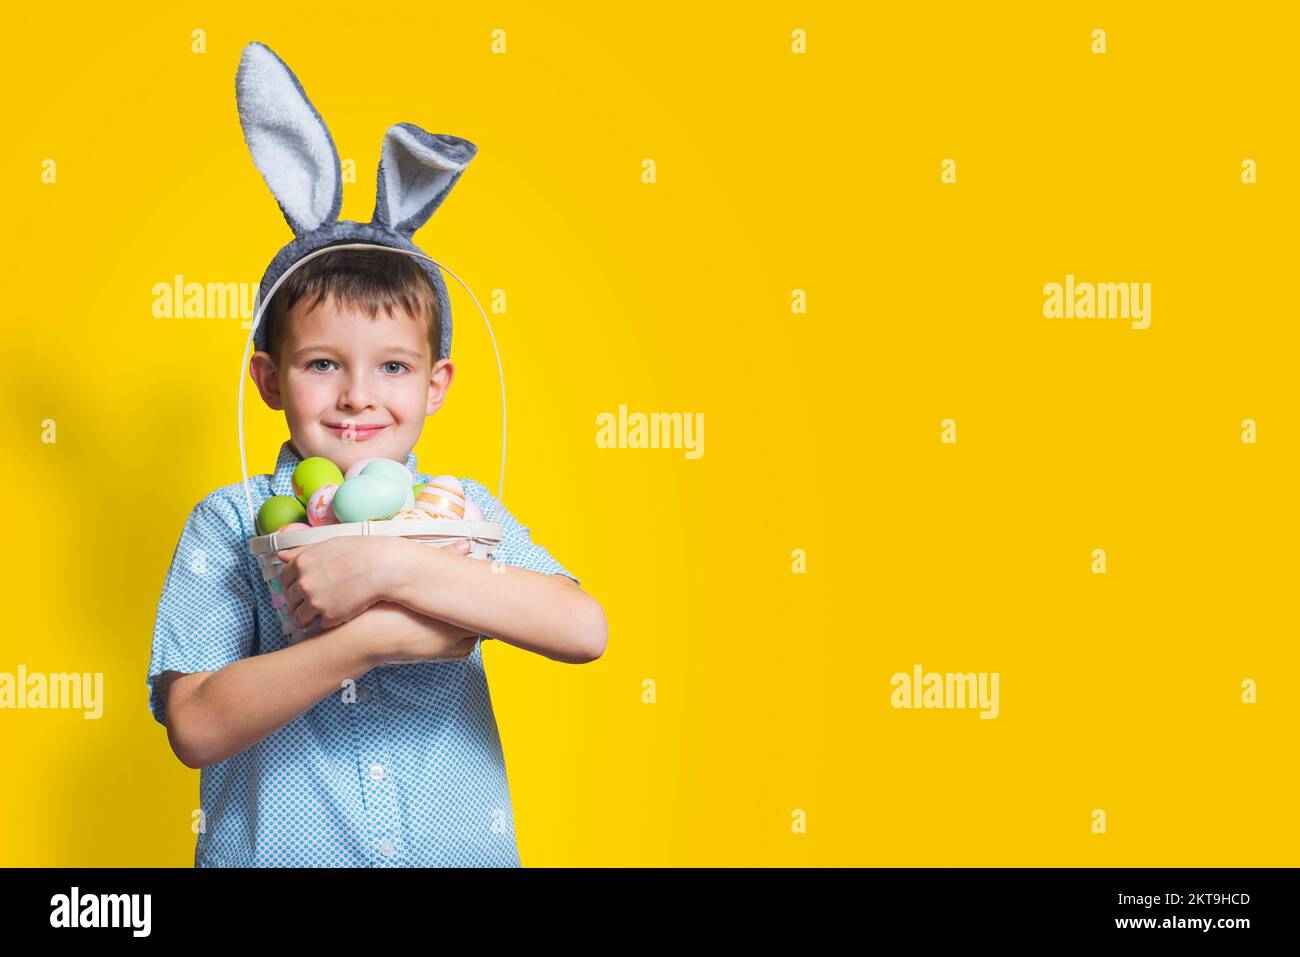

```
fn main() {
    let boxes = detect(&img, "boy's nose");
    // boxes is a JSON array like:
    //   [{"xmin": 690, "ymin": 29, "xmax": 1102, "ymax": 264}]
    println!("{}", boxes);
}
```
[{"xmin": 339, "ymin": 377, "xmax": 376, "ymax": 409}]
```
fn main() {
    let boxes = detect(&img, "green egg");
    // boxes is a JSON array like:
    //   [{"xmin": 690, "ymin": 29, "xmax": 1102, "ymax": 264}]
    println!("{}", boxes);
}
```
[
  {"xmin": 257, "ymin": 495, "xmax": 308, "ymax": 535},
  {"xmin": 292, "ymin": 457, "xmax": 345, "ymax": 505},
  {"xmin": 413, "ymin": 483, "xmax": 427, "ymax": 499},
  {"xmin": 360, "ymin": 459, "xmax": 413, "ymax": 485}
]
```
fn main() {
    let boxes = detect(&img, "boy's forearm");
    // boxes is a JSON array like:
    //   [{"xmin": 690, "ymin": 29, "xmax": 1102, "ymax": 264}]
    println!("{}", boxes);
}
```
[
  {"xmin": 167, "ymin": 616, "xmax": 385, "ymax": 770},
  {"xmin": 390, "ymin": 541, "xmax": 606, "ymax": 664}
]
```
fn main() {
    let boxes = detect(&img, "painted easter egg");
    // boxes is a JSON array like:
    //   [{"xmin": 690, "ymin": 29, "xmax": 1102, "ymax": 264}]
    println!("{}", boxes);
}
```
[
  {"xmin": 306, "ymin": 484, "xmax": 340, "ymax": 526},
  {"xmin": 389, "ymin": 507, "xmax": 429, "ymax": 521},
  {"xmin": 331, "ymin": 474, "xmax": 409, "ymax": 523},
  {"xmin": 292, "ymin": 457, "xmax": 344, "ymax": 505},
  {"xmin": 257, "ymin": 496, "xmax": 308, "ymax": 535},
  {"xmin": 412, "ymin": 483, "xmax": 427, "ymax": 499},
  {"xmin": 416, "ymin": 475, "xmax": 466, "ymax": 519}
]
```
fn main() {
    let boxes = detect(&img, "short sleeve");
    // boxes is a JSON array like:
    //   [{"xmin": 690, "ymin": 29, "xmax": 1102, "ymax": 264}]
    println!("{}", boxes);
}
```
[
  {"xmin": 461, "ymin": 478, "xmax": 579, "ymax": 586},
  {"xmin": 146, "ymin": 493, "xmax": 258, "ymax": 726}
]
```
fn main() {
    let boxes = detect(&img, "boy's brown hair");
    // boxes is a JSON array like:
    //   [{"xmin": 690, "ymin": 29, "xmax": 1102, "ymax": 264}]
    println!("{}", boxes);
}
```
[{"xmin": 263, "ymin": 247, "xmax": 441, "ymax": 365}]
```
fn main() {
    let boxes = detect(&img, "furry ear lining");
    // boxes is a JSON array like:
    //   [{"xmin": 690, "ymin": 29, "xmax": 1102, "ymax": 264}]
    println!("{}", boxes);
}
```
[
  {"xmin": 372, "ymin": 123, "xmax": 477, "ymax": 236},
  {"xmin": 236, "ymin": 42, "xmax": 343, "ymax": 235}
]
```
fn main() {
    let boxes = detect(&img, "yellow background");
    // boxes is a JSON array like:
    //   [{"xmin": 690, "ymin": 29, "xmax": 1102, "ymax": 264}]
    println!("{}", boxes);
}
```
[{"xmin": 1, "ymin": 3, "xmax": 1295, "ymax": 866}]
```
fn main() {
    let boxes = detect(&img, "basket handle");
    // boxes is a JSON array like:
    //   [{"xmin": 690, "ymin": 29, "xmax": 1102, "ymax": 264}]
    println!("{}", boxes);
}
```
[{"xmin": 237, "ymin": 244, "xmax": 507, "ymax": 532}]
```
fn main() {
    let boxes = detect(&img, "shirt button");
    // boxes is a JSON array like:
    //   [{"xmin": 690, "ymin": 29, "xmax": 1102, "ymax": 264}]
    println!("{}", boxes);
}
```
[
  {"xmin": 379, "ymin": 840, "xmax": 396, "ymax": 857},
  {"xmin": 369, "ymin": 763, "xmax": 385, "ymax": 781}
]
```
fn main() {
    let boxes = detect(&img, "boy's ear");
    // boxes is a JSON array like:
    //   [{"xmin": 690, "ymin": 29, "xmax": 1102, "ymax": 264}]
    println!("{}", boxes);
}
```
[
  {"xmin": 249, "ymin": 352, "xmax": 285, "ymax": 411},
  {"xmin": 425, "ymin": 359, "xmax": 455, "ymax": 415}
]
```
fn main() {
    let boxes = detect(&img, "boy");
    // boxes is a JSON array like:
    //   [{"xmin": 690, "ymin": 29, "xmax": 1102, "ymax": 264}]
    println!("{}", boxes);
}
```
[{"xmin": 147, "ymin": 246, "xmax": 607, "ymax": 866}]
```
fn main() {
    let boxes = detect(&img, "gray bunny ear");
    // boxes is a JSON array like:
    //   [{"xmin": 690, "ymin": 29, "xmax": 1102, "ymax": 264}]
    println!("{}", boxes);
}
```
[
  {"xmin": 236, "ymin": 42, "xmax": 343, "ymax": 236},
  {"xmin": 371, "ymin": 123, "xmax": 477, "ymax": 237}
]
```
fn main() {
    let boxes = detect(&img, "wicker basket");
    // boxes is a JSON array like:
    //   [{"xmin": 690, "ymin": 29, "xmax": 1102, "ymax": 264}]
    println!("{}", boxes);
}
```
[
  {"xmin": 247, "ymin": 518, "xmax": 502, "ymax": 662},
  {"xmin": 237, "ymin": 244, "xmax": 510, "ymax": 665}
]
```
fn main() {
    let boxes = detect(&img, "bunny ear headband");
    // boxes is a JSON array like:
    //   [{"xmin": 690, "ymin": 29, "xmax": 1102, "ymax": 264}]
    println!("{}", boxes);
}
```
[{"xmin": 236, "ymin": 40, "xmax": 475, "ymax": 360}]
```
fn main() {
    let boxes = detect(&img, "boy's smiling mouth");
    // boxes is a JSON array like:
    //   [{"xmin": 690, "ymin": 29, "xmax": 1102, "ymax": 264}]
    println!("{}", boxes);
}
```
[{"xmin": 325, "ymin": 423, "xmax": 389, "ymax": 440}]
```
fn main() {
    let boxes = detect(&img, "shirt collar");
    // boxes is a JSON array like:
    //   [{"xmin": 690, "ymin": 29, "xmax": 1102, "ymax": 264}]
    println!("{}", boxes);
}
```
[{"xmin": 269, "ymin": 441, "xmax": 423, "ymax": 497}]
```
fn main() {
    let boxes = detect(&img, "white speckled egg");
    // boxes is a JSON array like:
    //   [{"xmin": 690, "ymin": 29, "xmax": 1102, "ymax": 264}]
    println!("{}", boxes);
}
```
[{"xmin": 388, "ymin": 507, "xmax": 428, "ymax": 521}]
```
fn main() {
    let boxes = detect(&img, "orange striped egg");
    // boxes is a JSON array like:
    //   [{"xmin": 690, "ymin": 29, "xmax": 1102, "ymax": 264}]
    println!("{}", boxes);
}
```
[{"xmin": 416, "ymin": 475, "xmax": 466, "ymax": 519}]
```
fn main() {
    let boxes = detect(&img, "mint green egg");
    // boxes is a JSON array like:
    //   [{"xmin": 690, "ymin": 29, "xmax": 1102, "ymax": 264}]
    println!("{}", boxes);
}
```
[
  {"xmin": 332, "ymin": 474, "xmax": 409, "ymax": 523},
  {"xmin": 360, "ymin": 459, "xmax": 413, "ymax": 486},
  {"xmin": 257, "ymin": 495, "xmax": 308, "ymax": 535},
  {"xmin": 292, "ymin": 456, "xmax": 345, "ymax": 505}
]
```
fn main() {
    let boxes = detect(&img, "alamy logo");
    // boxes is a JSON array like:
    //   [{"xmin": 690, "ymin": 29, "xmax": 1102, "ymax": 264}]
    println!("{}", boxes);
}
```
[
  {"xmin": 152, "ymin": 274, "xmax": 258, "ymax": 326},
  {"xmin": 0, "ymin": 665, "xmax": 102, "ymax": 719},
  {"xmin": 890, "ymin": 664, "xmax": 1000, "ymax": 719},
  {"xmin": 49, "ymin": 887, "xmax": 151, "ymax": 937},
  {"xmin": 596, "ymin": 404, "xmax": 704, "ymax": 459},
  {"xmin": 1043, "ymin": 273, "xmax": 1151, "ymax": 329}
]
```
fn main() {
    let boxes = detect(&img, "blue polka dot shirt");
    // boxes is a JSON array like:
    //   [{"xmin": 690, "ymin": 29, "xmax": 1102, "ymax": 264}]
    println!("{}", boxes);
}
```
[{"xmin": 147, "ymin": 441, "xmax": 577, "ymax": 867}]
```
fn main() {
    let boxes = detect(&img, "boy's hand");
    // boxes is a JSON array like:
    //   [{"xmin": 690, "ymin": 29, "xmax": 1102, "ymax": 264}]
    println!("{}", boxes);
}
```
[{"xmin": 277, "ymin": 537, "xmax": 471, "ymax": 630}]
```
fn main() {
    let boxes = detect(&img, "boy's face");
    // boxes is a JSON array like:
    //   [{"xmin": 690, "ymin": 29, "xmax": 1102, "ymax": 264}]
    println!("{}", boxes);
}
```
[{"xmin": 248, "ymin": 292, "xmax": 453, "ymax": 475}]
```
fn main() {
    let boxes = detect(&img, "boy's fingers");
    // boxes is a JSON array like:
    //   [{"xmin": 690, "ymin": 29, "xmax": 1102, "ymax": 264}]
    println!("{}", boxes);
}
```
[
  {"xmin": 277, "ymin": 548, "xmax": 304, "ymax": 587},
  {"xmin": 291, "ymin": 594, "xmax": 317, "ymax": 628}
]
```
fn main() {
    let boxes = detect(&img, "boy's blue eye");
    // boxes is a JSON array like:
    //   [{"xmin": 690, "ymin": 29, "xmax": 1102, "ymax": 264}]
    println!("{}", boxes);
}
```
[
  {"xmin": 309, "ymin": 359, "xmax": 335, "ymax": 372},
  {"xmin": 383, "ymin": 362, "xmax": 409, "ymax": 374}
]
